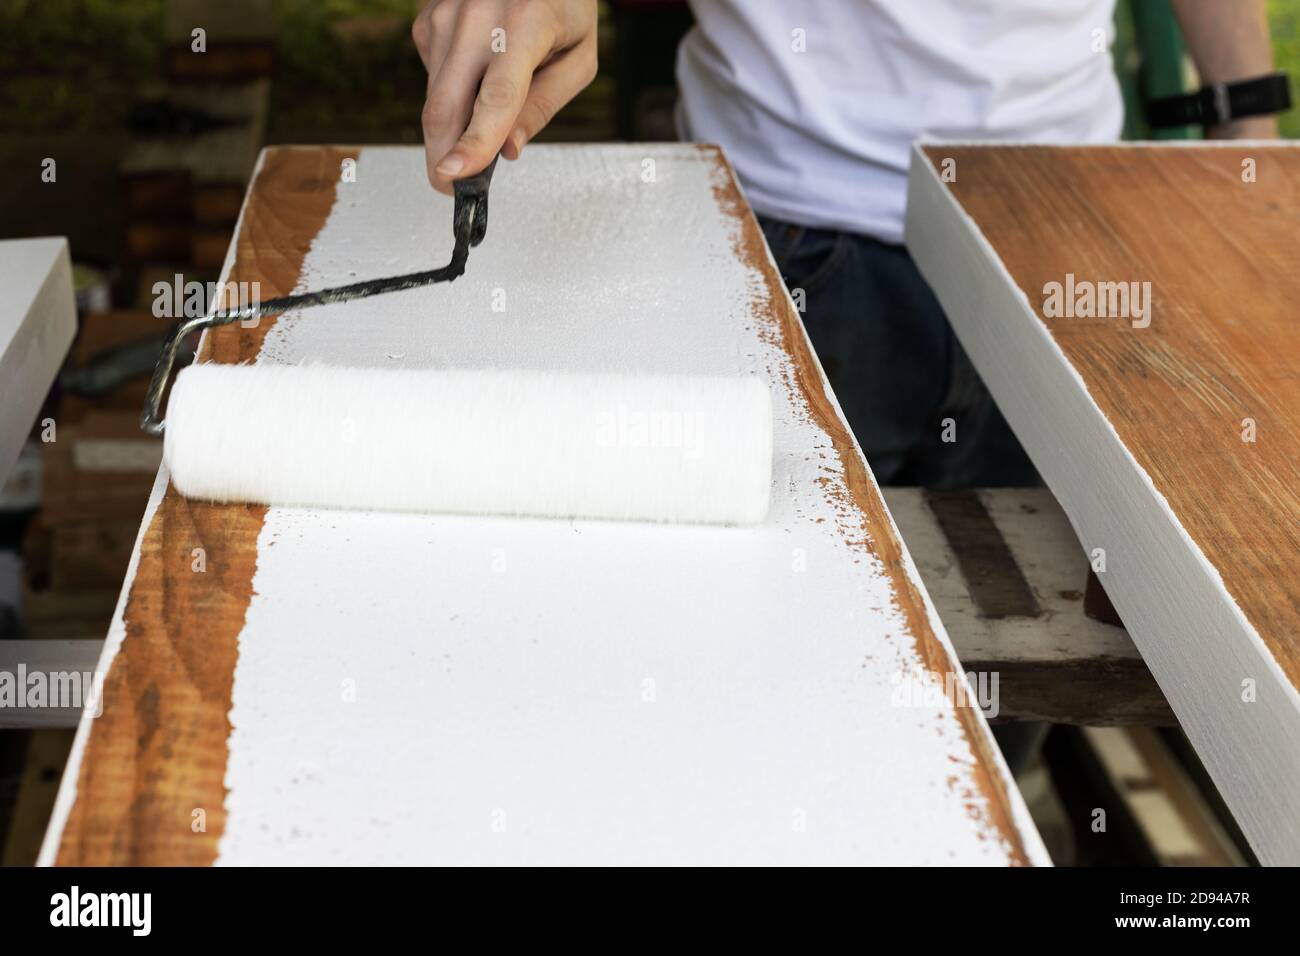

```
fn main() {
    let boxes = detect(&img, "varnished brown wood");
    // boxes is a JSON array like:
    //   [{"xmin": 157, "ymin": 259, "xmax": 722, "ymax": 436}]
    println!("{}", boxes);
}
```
[
  {"xmin": 922, "ymin": 145, "xmax": 1300, "ymax": 691},
  {"xmin": 54, "ymin": 147, "xmax": 358, "ymax": 865}
]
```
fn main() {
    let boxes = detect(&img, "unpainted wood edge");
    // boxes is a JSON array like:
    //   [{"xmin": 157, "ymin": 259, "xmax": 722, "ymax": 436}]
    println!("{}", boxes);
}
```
[
  {"xmin": 43, "ymin": 146, "xmax": 359, "ymax": 866},
  {"xmin": 38, "ymin": 148, "xmax": 277, "ymax": 866},
  {"xmin": 905, "ymin": 142, "xmax": 1300, "ymax": 864},
  {"xmin": 702, "ymin": 143, "xmax": 1046, "ymax": 866},
  {"xmin": 36, "ymin": 468, "xmax": 171, "ymax": 865}
]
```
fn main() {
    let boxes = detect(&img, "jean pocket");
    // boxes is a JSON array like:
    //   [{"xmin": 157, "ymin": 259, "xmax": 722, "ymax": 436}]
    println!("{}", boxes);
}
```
[
  {"xmin": 757, "ymin": 216, "xmax": 805, "ymax": 260},
  {"xmin": 757, "ymin": 216, "xmax": 849, "ymax": 297},
  {"xmin": 780, "ymin": 230, "xmax": 849, "ymax": 296}
]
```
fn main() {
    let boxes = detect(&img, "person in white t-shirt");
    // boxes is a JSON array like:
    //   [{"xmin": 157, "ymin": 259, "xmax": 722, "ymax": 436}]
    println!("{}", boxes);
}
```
[{"xmin": 412, "ymin": 0, "xmax": 1280, "ymax": 486}]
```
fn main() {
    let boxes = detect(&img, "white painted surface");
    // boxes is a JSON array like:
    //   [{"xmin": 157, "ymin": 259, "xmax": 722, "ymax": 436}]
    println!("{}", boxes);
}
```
[
  {"xmin": 0, "ymin": 237, "xmax": 76, "ymax": 485},
  {"xmin": 905, "ymin": 141, "xmax": 1300, "ymax": 865},
  {"xmin": 165, "ymin": 364, "xmax": 772, "ymax": 524},
  {"xmin": 44, "ymin": 146, "xmax": 1046, "ymax": 865}
]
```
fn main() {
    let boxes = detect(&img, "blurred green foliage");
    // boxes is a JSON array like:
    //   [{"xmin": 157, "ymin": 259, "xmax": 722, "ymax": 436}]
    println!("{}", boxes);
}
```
[
  {"xmin": 270, "ymin": 0, "xmax": 425, "ymax": 140},
  {"xmin": 0, "ymin": 0, "xmax": 426, "ymax": 133},
  {"xmin": 1271, "ymin": 0, "xmax": 1300, "ymax": 137},
  {"xmin": 0, "ymin": 0, "xmax": 1296, "ymax": 137},
  {"xmin": 0, "ymin": 0, "xmax": 163, "ymax": 129},
  {"xmin": 275, "ymin": 0, "xmax": 417, "ymax": 86}
]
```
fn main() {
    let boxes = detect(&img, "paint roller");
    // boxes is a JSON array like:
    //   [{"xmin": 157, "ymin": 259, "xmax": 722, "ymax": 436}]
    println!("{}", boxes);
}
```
[{"xmin": 142, "ymin": 161, "xmax": 773, "ymax": 525}]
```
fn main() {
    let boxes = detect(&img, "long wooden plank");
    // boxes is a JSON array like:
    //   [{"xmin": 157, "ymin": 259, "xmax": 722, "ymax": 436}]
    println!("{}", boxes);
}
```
[
  {"xmin": 43, "ymin": 145, "xmax": 1044, "ymax": 865},
  {"xmin": 906, "ymin": 142, "xmax": 1300, "ymax": 864}
]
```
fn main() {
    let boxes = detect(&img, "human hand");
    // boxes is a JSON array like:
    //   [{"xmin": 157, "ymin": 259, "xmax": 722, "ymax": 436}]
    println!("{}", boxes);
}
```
[{"xmin": 412, "ymin": 0, "xmax": 599, "ymax": 193}]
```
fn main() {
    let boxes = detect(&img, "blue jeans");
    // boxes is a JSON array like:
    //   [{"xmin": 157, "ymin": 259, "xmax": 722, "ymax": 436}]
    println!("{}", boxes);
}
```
[{"xmin": 758, "ymin": 215, "xmax": 1038, "ymax": 489}]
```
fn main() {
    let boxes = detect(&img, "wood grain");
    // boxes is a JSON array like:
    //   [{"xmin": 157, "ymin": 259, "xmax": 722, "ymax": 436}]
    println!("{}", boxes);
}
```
[
  {"xmin": 53, "ymin": 147, "xmax": 357, "ymax": 865},
  {"xmin": 908, "ymin": 143, "xmax": 1300, "ymax": 862},
  {"xmin": 921, "ymin": 144, "xmax": 1300, "ymax": 689},
  {"xmin": 50, "ymin": 145, "xmax": 1035, "ymax": 864}
]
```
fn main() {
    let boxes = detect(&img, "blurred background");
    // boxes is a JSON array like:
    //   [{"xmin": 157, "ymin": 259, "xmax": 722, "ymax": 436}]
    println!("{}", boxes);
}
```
[{"xmin": 0, "ymin": 0, "xmax": 1295, "ymax": 867}]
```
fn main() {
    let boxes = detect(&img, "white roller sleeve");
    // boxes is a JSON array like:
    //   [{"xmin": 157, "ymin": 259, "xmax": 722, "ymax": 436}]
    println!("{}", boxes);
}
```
[{"xmin": 164, "ymin": 363, "xmax": 773, "ymax": 524}]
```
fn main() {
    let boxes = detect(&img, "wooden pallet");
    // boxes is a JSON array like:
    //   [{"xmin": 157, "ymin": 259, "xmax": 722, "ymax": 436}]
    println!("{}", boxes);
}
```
[
  {"xmin": 121, "ymin": 79, "xmax": 270, "ymax": 271},
  {"xmin": 884, "ymin": 487, "xmax": 1174, "ymax": 726}
]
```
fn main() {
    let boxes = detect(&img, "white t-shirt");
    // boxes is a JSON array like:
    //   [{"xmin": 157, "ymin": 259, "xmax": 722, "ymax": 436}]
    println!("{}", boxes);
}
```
[{"xmin": 676, "ymin": 0, "xmax": 1125, "ymax": 243}]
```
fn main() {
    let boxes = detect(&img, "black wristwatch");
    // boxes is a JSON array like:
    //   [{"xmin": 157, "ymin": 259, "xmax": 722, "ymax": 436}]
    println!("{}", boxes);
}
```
[{"xmin": 1146, "ymin": 71, "xmax": 1292, "ymax": 129}]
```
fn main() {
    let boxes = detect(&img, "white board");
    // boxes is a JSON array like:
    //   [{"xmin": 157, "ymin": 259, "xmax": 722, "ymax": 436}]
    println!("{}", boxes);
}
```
[{"xmin": 0, "ymin": 237, "xmax": 76, "ymax": 484}]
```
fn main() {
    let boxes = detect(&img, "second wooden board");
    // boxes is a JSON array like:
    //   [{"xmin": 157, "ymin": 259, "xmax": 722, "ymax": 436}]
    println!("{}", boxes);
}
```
[{"xmin": 906, "ymin": 142, "xmax": 1300, "ymax": 864}]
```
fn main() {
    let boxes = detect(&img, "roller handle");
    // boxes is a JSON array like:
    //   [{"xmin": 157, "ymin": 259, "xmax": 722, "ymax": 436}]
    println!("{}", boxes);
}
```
[
  {"xmin": 140, "ymin": 157, "xmax": 500, "ymax": 437},
  {"xmin": 454, "ymin": 155, "xmax": 497, "ymax": 249}
]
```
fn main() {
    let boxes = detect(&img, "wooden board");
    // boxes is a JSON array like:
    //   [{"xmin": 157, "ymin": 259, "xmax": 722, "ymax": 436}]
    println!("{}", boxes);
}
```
[
  {"xmin": 1083, "ymin": 727, "xmax": 1245, "ymax": 867},
  {"xmin": 883, "ymin": 487, "xmax": 1174, "ymax": 726},
  {"xmin": 0, "ymin": 237, "xmax": 75, "ymax": 485},
  {"xmin": 905, "ymin": 142, "xmax": 1300, "ymax": 865},
  {"xmin": 41, "ymin": 145, "xmax": 1045, "ymax": 866}
]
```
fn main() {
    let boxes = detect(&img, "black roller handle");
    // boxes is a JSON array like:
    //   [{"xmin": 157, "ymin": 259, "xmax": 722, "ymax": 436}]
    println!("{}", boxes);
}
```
[{"xmin": 140, "ymin": 156, "xmax": 499, "ymax": 437}]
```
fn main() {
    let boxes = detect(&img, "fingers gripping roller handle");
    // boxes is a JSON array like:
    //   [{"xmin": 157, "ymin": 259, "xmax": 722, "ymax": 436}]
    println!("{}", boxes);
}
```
[
  {"xmin": 140, "ymin": 157, "xmax": 499, "ymax": 437},
  {"xmin": 453, "ymin": 155, "xmax": 496, "ymax": 249}
]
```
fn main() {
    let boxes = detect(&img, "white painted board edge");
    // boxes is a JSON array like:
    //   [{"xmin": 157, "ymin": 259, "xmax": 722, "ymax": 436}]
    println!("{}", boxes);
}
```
[
  {"xmin": 904, "ymin": 140, "xmax": 1300, "ymax": 865},
  {"xmin": 0, "ymin": 237, "xmax": 76, "ymax": 485}
]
